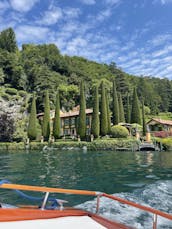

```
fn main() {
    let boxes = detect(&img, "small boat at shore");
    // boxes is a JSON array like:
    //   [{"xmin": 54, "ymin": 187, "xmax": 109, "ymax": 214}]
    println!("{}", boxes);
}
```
[{"xmin": 0, "ymin": 181, "xmax": 172, "ymax": 228}]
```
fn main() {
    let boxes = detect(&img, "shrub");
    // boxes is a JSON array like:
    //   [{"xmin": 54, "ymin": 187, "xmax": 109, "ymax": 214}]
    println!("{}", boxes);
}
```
[
  {"xmin": 5, "ymin": 88, "xmax": 17, "ymax": 95},
  {"xmin": 1, "ymin": 93, "xmax": 10, "ymax": 101},
  {"xmin": 18, "ymin": 90, "xmax": 27, "ymax": 97},
  {"xmin": 156, "ymin": 138, "xmax": 172, "ymax": 151},
  {"xmin": 110, "ymin": 125, "xmax": 129, "ymax": 138},
  {"xmin": 4, "ymin": 84, "xmax": 12, "ymax": 88}
]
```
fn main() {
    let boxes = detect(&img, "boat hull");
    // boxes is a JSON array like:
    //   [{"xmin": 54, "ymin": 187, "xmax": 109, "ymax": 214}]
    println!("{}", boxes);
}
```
[{"xmin": 0, "ymin": 208, "xmax": 131, "ymax": 229}]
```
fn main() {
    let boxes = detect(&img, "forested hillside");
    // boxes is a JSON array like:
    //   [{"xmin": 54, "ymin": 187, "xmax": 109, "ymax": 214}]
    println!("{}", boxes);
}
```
[{"xmin": 0, "ymin": 27, "xmax": 172, "ymax": 115}]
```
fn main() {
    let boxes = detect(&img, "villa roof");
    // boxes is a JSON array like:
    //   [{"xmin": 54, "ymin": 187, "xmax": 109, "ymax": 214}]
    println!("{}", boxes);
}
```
[
  {"xmin": 37, "ymin": 107, "xmax": 93, "ymax": 119},
  {"xmin": 60, "ymin": 108, "xmax": 93, "ymax": 118},
  {"xmin": 146, "ymin": 118, "xmax": 172, "ymax": 126}
]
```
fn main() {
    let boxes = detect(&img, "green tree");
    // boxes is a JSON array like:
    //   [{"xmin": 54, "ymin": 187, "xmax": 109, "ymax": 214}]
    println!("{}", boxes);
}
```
[
  {"xmin": 118, "ymin": 92, "xmax": 125, "ymax": 123},
  {"xmin": 91, "ymin": 85, "xmax": 100, "ymax": 138},
  {"xmin": 100, "ymin": 81, "xmax": 108, "ymax": 136},
  {"xmin": 131, "ymin": 88, "xmax": 141, "ymax": 124},
  {"xmin": 27, "ymin": 93, "xmax": 37, "ymax": 140},
  {"xmin": 42, "ymin": 90, "xmax": 50, "ymax": 140},
  {"xmin": 142, "ymin": 99, "xmax": 146, "ymax": 136},
  {"xmin": 116, "ymin": 73, "xmax": 130, "ymax": 98},
  {"xmin": 78, "ymin": 81, "xmax": 86, "ymax": 140},
  {"xmin": 126, "ymin": 93, "xmax": 130, "ymax": 123},
  {"xmin": 59, "ymin": 84, "xmax": 79, "ymax": 111},
  {"xmin": 112, "ymin": 80, "xmax": 119, "ymax": 125},
  {"xmin": 0, "ymin": 28, "xmax": 18, "ymax": 52},
  {"xmin": 53, "ymin": 91, "xmax": 61, "ymax": 139},
  {"xmin": 106, "ymin": 90, "xmax": 111, "ymax": 134}
]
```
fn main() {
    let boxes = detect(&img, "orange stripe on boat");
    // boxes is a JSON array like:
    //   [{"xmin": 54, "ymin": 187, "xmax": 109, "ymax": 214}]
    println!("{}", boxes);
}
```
[{"xmin": 0, "ymin": 183, "xmax": 96, "ymax": 196}]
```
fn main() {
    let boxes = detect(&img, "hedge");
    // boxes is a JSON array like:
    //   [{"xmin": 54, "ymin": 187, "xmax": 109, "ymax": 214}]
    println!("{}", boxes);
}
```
[{"xmin": 0, "ymin": 139, "xmax": 139, "ymax": 151}]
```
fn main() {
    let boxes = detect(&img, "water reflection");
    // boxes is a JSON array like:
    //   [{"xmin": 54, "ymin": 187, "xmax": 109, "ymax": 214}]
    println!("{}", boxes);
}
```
[{"xmin": 0, "ymin": 150, "xmax": 172, "ymax": 205}]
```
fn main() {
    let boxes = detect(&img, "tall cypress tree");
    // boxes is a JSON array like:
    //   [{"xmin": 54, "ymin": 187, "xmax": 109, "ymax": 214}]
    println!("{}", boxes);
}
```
[
  {"xmin": 53, "ymin": 91, "xmax": 61, "ymax": 139},
  {"xmin": 126, "ymin": 93, "xmax": 130, "ymax": 123},
  {"xmin": 27, "ymin": 93, "xmax": 37, "ymax": 140},
  {"xmin": 91, "ymin": 85, "xmax": 100, "ymax": 138},
  {"xmin": 78, "ymin": 81, "xmax": 86, "ymax": 140},
  {"xmin": 100, "ymin": 81, "xmax": 108, "ymax": 136},
  {"xmin": 142, "ymin": 99, "xmax": 146, "ymax": 136},
  {"xmin": 131, "ymin": 88, "xmax": 141, "ymax": 124},
  {"xmin": 118, "ymin": 92, "xmax": 125, "ymax": 123},
  {"xmin": 112, "ymin": 80, "xmax": 119, "ymax": 125},
  {"xmin": 42, "ymin": 90, "xmax": 50, "ymax": 140},
  {"xmin": 106, "ymin": 90, "xmax": 111, "ymax": 134}
]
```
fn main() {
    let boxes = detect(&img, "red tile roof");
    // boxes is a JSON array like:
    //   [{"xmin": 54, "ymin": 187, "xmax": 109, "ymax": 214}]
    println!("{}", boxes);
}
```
[
  {"xmin": 37, "ymin": 107, "xmax": 93, "ymax": 119},
  {"xmin": 60, "ymin": 108, "xmax": 93, "ymax": 118},
  {"xmin": 147, "ymin": 118, "xmax": 172, "ymax": 126}
]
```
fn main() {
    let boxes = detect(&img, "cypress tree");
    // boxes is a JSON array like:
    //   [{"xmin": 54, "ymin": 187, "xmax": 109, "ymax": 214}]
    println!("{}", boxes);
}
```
[
  {"xmin": 78, "ymin": 81, "xmax": 86, "ymax": 140},
  {"xmin": 42, "ymin": 90, "xmax": 50, "ymax": 140},
  {"xmin": 27, "ymin": 93, "xmax": 37, "ymax": 140},
  {"xmin": 106, "ymin": 90, "xmax": 111, "ymax": 134},
  {"xmin": 142, "ymin": 99, "xmax": 146, "ymax": 136},
  {"xmin": 91, "ymin": 85, "xmax": 100, "ymax": 138},
  {"xmin": 53, "ymin": 91, "xmax": 61, "ymax": 139},
  {"xmin": 131, "ymin": 88, "xmax": 141, "ymax": 124},
  {"xmin": 118, "ymin": 92, "xmax": 125, "ymax": 123},
  {"xmin": 126, "ymin": 93, "xmax": 130, "ymax": 123},
  {"xmin": 112, "ymin": 80, "xmax": 119, "ymax": 125},
  {"xmin": 100, "ymin": 81, "xmax": 108, "ymax": 136}
]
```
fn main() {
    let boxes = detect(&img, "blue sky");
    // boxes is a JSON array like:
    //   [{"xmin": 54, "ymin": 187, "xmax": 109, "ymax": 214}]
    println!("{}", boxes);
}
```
[{"xmin": 0, "ymin": 0, "xmax": 172, "ymax": 79}]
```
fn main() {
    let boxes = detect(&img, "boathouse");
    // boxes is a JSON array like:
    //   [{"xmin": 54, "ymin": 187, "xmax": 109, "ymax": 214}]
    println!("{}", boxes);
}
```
[{"xmin": 146, "ymin": 118, "xmax": 172, "ymax": 137}]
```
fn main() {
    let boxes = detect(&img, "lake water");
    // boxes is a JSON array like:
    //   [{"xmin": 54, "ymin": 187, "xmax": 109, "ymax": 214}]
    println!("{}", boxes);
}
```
[{"xmin": 0, "ymin": 149, "xmax": 172, "ymax": 228}]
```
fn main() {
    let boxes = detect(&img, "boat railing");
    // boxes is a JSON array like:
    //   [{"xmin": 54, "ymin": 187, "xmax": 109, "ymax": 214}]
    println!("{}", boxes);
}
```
[{"xmin": 0, "ymin": 183, "xmax": 172, "ymax": 229}]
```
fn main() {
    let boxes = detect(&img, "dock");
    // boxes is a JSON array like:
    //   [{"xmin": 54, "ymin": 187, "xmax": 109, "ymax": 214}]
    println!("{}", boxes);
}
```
[{"xmin": 138, "ymin": 142, "xmax": 160, "ymax": 151}]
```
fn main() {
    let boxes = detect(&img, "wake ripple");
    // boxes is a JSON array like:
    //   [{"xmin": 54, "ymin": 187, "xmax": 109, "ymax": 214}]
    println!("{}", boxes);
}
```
[{"xmin": 76, "ymin": 180, "xmax": 172, "ymax": 229}]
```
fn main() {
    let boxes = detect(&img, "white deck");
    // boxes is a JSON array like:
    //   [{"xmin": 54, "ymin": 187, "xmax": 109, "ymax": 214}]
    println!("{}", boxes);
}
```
[{"xmin": 0, "ymin": 216, "xmax": 107, "ymax": 229}]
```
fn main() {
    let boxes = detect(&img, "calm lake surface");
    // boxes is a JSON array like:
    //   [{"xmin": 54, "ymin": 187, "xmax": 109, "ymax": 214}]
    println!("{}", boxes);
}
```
[{"xmin": 0, "ymin": 149, "xmax": 172, "ymax": 228}]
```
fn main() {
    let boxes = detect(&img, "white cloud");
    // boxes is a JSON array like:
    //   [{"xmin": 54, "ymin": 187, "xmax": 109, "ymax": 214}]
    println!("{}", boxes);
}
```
[
  {"xmin": 64, "ymin": 8, "xmax": 81, "ymax": 19},
  {"xmin": 79, "ymin": 0, "xmax": 96, "ymax": 5},
  {"xmin": 65, "ymin": 37, "xmax": 88, "ymax": 54},
  {"xmin": 152, "ymin": 49, "xmax": 168, "ymax": 57},
  {"xmin": 152, "ymin": 45, "xmax": 172, "ymax": 57},
  {"xmin": 104, "ymin": 0, "xmax": 122, "ymax": 5},
  {"xmin": 15, "ymin": 25, "xmax": 50, "ymax": 43},
  {"xmin": 10, "ymin": 0, "xmax": 39, "ymax": 12},
  {"xmin": 121, "ymin": 59, "xmax": 140, "ymax": 68},
  {"xmin": 37, "ymin": 4, "xmax": 81, "ymax": 26},
  {"xmin": 37, "ymin": 6, "xmax": 63, "ymax": 25},
  {"xmin": 104, "ymin": 0, "xmax": 123, "ymax": 6},
  {"xmin": 150, "ymin": 34, "xmax": 172, "ymax": 46},
  {"xmin": 96, "ymin": 8, "xmax": 112, "ymax": 22},
  {"xmin": 160, "ymin": 0, "xmax": 172, "ymax": 4}
]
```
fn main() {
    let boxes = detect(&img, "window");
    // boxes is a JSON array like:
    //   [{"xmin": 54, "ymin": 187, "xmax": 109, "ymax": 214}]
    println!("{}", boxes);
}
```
[
  {"xmin": 64, "ymin": 118, "xmax": 69, "ymax": 126},
  {"xmin": 64, "ymin": 129, "xmax": 69, "ymax": 135},
  {"xmin": 86, "ymin": 116, "xmax": 90, "ymax": 126},
  {"xmin": 71, "ymin": 117, "xmax": 75, "ymax": 126}
]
